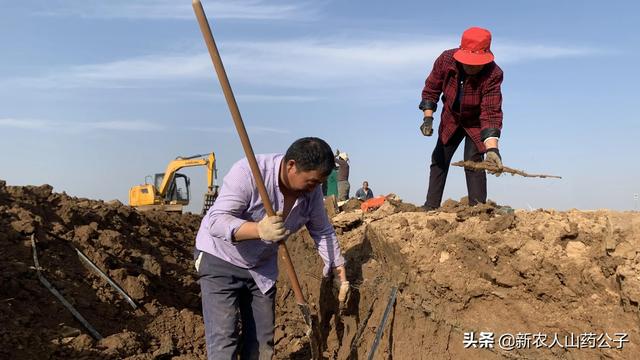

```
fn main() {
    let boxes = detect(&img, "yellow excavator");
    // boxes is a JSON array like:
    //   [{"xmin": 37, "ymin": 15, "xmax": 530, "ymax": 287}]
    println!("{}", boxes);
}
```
[{"xmin": 129, "ymin": 152, "xmax": 219, "ymax": 214}]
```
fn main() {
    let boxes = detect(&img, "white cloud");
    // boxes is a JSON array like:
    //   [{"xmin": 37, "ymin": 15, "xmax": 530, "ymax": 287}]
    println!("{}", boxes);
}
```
[
  {"xmin": 187, "ymin": 125, "xmax": 290, "ymax": 134},
  {"xmin": 85, "ymin": 120, "xmax": 165, "ymax": 131},
  {"xmin": 185, "ymin": 126, "xmax": 234, "ymax": 134},
  {"xmin": 9, "ymin": 54, "xmax": 211, "ymax": 89},
  {"xmin": 493, "ymin": 43, "xmax": 596, "ymax": 63},
  {"xmin": 0, "ymin": 118, "xmax": 50, "ymax": 130},
  {"xmin": 7, "ymin": 120, "xmax": 285, "ymax": 136},
  {"xmin": 37, "ymin": 0, "xmax": 317, "ymax": 21},
  {"xmin": 0, "ymin": 118, "xmax": 165, "ymax": 133},
  {"xmin": 219, "ymin": 38, "xmax": 455, "ymax": 88},
  {"xmin": 247, "ymin": 126, "xmax": 290, "ymax": 134},
  {"xmin": 5, "ymin": 36, "xmax": 598, "ymax": 91},
  {"xmin": 236, "ymin": 94, "xmax": 320, "ymax": 103},
  {"xmin": 181, "ymin": 91, "xmax": 320, "ymax": 103}
]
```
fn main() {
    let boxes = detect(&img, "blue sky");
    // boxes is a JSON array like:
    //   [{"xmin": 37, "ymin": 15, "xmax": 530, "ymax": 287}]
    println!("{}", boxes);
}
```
[{"xmin": 2, "ymin": 0, "xmax": 639, "ymax": 211}]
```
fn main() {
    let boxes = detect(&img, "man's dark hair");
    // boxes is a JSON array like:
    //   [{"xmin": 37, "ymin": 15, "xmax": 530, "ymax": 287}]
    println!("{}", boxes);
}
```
[{"xmin": 284, "ymin": 137, "xmax": 335, "ymax": 177}]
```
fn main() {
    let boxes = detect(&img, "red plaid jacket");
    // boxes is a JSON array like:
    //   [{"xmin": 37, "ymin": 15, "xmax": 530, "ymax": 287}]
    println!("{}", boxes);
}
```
[{"xmin": 420, "ymin": 49, "xmax": 503, "ymax": 153}]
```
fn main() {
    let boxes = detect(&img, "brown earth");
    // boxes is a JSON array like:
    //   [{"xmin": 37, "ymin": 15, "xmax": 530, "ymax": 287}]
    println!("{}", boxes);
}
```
[{"xmin": 1, "ymin": 179, "xmax": 639, "ymax": 359}]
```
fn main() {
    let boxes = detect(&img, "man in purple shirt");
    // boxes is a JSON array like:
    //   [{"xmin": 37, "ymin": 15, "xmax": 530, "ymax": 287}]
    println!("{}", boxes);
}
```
[{"xmin": 194, "ymin": 137, "xmax": 349, "ymax": 359}]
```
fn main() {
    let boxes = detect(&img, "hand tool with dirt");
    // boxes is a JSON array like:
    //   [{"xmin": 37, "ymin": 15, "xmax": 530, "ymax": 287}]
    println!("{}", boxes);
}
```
[
  {"xmin": 192, "ymin": 1, "xmax": 322, "ymax": 358},
  {"xmin": 452, "ymin": 160, "xmax": 562, "ymax": 178}
]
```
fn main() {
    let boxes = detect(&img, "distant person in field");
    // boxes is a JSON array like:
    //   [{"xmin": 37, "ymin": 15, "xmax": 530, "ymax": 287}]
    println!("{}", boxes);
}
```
[
  {"xmin": 355, "ymin": 181, "xmax": 374, "ymax": 200},
  {"xmin": 194, "ymin": 137, "xmax": 350, "ymax": 359},
  {"xmin": 419, "ymin": 27, "xmax": 504, "ymax": 210},
  {"xmin": 335, "ymin": 151, "xmax": 350, "ymax": 201}
]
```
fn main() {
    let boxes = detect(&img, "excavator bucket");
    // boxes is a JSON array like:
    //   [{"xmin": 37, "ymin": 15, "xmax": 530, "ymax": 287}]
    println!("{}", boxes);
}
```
[{"xmin": 201, "ymin": 187, "xmax": 219, "ymax": 215}]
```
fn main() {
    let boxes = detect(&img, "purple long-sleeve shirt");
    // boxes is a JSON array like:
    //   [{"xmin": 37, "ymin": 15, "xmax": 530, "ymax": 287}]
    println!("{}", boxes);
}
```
[{"xmin": 195, "ymin": 153, "xmax": 346, "ymax": 294}]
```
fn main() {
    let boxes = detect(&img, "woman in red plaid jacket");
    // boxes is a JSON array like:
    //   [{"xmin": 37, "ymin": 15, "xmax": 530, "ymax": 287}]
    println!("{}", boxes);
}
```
[{"xmin": 419, "ymin": 27, "xmax": 504, "ymax": 210}]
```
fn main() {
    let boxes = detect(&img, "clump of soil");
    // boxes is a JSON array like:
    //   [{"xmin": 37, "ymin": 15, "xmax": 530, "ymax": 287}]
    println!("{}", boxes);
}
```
[
  {"xmin": 2, "ymin": 180, "xmax": 639, "ymax": 359},
  {"xmin": 340, "ymin": 198, "xmax": 363, "ymax": 212}
]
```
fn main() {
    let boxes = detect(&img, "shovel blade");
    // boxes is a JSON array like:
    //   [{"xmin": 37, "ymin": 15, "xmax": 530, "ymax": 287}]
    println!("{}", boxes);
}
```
[{"xmin": 298, "ymin": 303, "xmax": 322, "ymax": 360}]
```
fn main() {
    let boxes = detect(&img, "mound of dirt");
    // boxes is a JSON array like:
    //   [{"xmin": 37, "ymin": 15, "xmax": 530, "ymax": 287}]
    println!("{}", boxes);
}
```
[
  {"xmin": 2, "ymin": 179, "xmax": 639, "ymax": 359},
  {"xmin": 275, "ymin": 199, "xmax": 640, "ymax": 359},
  {"xmin": 0, "ymin": 181, "xmax": 206, "ymax": 360}
]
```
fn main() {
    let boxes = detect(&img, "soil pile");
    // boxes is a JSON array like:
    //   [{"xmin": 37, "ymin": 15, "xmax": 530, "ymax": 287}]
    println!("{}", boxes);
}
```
[
  {"xmin": 2, "ymin": 180, "xmax": 639, "ymax": 359},
  {"xmin": 274, "ymin": 198, "xmax": 640, "ymax": 359},
  {"xmin": 331, "ymin": 201, "xmax": 639, "ymax": 359},
  {"xmin": 1, "ymin": 181, "xmax": 205, "ymax": 360}
]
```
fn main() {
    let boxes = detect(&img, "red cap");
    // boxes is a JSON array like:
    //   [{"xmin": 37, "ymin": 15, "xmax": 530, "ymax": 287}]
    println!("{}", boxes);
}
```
[{"xmin": 453, "ymin": 27, "xmax": 494, "ymax": 65}]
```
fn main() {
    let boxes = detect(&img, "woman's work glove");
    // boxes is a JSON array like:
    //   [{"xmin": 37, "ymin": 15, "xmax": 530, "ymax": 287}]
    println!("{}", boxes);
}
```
[
  {"xmin": 420, "ymin": 116, "xmax": 434, "ymax": 136},
  {"xmin": 485, "ymin": 148, "xmax": 503, "ymax": 170}
]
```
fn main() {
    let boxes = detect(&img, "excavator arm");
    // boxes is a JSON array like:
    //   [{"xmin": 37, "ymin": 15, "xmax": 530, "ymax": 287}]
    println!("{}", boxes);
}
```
[
  {"xmin": 157, "ymin": 153, "xmax": 216, "ymax": 198},
  {"xmin": 205, "ymin": 153, "xmax": 216, "ymax": 193}
]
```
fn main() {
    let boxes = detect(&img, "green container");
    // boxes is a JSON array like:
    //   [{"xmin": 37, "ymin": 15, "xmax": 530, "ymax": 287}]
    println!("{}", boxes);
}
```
[{"xmin": 326, "ymin": 169, "xmax": 338, "ymax": 197}]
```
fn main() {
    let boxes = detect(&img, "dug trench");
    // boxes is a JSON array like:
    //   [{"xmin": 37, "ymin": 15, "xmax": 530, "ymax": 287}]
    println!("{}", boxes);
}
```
[{"xmin": 1, "ymin": 180, "xmax": 639, "ymax": 359}]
